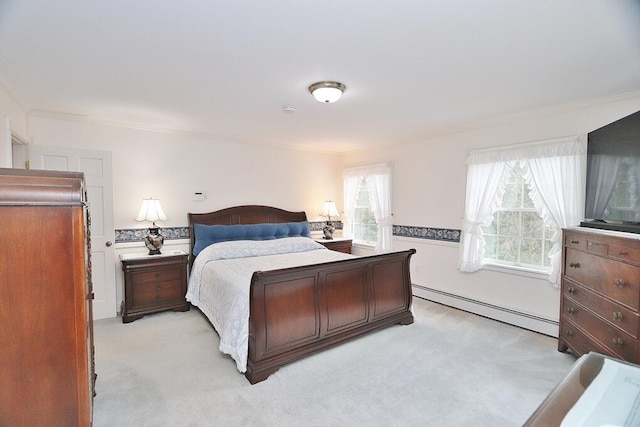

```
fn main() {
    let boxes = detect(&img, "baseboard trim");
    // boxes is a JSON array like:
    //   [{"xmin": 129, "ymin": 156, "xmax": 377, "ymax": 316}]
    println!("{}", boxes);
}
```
[{"xmin": 412, "ymin": 284, "xmax": 559, "ymax": 337}]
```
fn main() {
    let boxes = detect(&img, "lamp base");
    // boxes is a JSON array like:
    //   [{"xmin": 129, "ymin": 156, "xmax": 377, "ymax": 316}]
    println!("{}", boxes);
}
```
[
  {"xmin": 145, "ymin": 226, "xmax": 164, "ymax": 255},
  {"xmin": 322, "ymin": 221, "xmax": 335, "ymax": 240}
]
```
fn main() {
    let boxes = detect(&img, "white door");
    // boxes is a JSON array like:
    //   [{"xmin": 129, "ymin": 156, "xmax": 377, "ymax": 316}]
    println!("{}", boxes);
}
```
[{"xmin": 29, "ymin": 145, "xmax": 117, "ymax": 320}]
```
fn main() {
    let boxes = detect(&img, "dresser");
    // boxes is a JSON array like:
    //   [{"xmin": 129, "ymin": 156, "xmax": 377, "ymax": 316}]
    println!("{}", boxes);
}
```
[
  {"xmin": 0, "ymin": 169, "xmax": 94, "ymax": 426},
  {"xmin": 559, "ymin": 227, "xmax": 640, "ymax": 363},
  {"xmin": 121, "ymin": 251, "xmax": 189, "ymax": 323}
]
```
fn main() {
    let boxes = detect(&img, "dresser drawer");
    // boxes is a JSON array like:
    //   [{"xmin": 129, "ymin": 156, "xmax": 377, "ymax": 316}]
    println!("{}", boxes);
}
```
[
  {"xmin": 561, "ymin": 305, "xmax": 636, "ymax": 361},
  {"xmin": 562, "ymin": 281, "xmax": 639, "ymax": 338},
  {"xmin": 133, "ymin": 280, "xmax": 183, "ymax": 307},
  {"xmin": 608, "ymin": 243, "xmax": 640, "ymax": 264},
  {"xmin": 565, "ymin": 248, "xmax": 640, "ymax": 310},
  {"xmin": 585, "ymin": 239, "xmax": 608, "ymax": 255},
  {"xmin": 131, "ymin": 267, "xmax": 182, "ymax": 285},
  {"xmin": 560, "ymin": 317, "xmax": 610, "ymax": 358},
  {"xmin": 564, "ymin": 231, "xmax": 587, "ymax": 251}
]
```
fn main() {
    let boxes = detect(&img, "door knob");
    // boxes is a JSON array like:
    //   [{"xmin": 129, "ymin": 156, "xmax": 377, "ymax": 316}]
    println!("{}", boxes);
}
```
[{"xmin": 105, "ymin": 241, "xmax": 113, "ymax": 247}]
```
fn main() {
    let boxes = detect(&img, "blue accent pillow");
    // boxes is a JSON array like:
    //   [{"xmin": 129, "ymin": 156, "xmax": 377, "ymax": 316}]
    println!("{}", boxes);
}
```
[{"xmin": 193, "ymin": 221, "xmax": 311, "ymax": 257}]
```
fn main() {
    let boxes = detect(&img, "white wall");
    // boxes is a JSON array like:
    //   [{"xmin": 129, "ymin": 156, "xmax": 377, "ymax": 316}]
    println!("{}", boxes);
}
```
[
  {"xmin": 27, "ymin": 115, "xmax": 344, "ymax": 228},
  {"xmin": 341, "ymin": 92, "xmax": 640, "ymax": 335}
]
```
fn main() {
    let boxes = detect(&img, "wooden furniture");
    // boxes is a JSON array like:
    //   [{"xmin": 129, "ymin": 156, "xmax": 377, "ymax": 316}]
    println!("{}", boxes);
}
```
[
  {"xmin": 120, "ymin": 251, "xmax": 189, "ymax": 323},
  {"xmin": 188, "ymin": 205, "xmax": 415, "ymax": 384},
  {"xmin": 524, "ymin": 352, "xmax": 639, "ymax": 426},
  {"xmin": 0, "ymin": 168, "xmax": 94, "ymax": 426},
  {"xmin": 559, "ymin": 227, "xmax": 640, "ymax": 363},
  {"xmin": 315, "ymin": 237, "xmax": 352, "ymax": 254}
]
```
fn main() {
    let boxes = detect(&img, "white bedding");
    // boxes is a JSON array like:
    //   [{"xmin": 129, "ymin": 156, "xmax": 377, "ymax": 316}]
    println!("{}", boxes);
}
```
[{"xmin": 186, "ymin": 237, "xmax": 354, "ymax": 373}]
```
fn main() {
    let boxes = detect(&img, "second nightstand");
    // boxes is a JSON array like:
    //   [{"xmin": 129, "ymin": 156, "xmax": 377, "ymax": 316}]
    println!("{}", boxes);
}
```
[
  {"xmin": 120, "ymin": 250, "xmax": 189, "ymax": 323},
  {"xmin": 315, "ymin": 237, "xmax": 353, "ymax": 254}
]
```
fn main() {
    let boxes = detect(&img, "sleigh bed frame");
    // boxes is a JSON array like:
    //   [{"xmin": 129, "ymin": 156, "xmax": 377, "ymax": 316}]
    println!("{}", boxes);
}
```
[{"xmin": 188, "ymin": 205, "xmax": 415, "ymax": 384}]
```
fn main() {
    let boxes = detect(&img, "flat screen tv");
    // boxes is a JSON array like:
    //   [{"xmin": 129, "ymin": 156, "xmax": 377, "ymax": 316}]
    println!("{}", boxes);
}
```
[{"xmin": 582, "ymin": 110, "xmax": 640, "ymax": 234}]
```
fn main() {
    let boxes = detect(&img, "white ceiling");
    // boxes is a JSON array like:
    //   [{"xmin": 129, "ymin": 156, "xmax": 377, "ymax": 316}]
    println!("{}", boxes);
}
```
[{"xmin": 1, "ymin": 1, "xmax": 639, "ymax": 153}]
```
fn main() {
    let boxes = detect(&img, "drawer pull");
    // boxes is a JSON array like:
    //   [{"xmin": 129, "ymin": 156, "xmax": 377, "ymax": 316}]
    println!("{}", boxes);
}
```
[
  {"xmin": 567, "ymin": 287, "xmax": 576, "ymax": 294},
  {"xmin": 566, "ymin": 329, "xmax": 574, "ymax": 337},
  {"xmin": 571, "ymin": 240, "xmax": 579, "ymax": 244},
  {"xmin": 614, "ymin": 278, "xmax": 625, "ymax": 288},
  {"xmin": 568, "ymin": 262, "xmax": 580, "ymax": 268},
  {"xmin": 567, "ymin": 307, "xmax": 576, "ymax": 314},
  {"xmin": 618, "ymin": 250, "xmax": 628, "ymax": 256},
  {"xmin": 612, "ymin": 337, "xmax": 623, "ymax": 347},
  {"xmin": 612, "ymin": 311, "xmax": 623, "ymax": 322}
]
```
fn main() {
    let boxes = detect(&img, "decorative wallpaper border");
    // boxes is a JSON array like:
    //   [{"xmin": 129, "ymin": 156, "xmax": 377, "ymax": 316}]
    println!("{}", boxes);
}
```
[
  {"xmin": 115, "ymin": 223, "xmax": 459, "ymax": 244},
  {"xmin": 393, "ymin": 225, "xmax": 461, "ymax": 242},
  {"xmin": 115, "ymin": 221, "xmax": 343, "ymax": 244},
  {"xmin": 115, "ymin": 227, "xmax": 190, "ymax": 243},
  {"xmin": 310, "ymin": 220, "xmax": 342, "ymax": 232}
]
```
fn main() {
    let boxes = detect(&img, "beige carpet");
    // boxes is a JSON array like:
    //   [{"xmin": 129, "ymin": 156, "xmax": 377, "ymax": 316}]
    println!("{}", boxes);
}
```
[{"xmin": 92, "ymin": 297, "xmax": 576, "ymax": 426}]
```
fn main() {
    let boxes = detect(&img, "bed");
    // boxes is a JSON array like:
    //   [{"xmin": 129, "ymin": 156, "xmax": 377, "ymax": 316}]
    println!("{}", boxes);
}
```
[{"xmin": 187, "ymin": 205, "xmax": 416, "ymax": 384}]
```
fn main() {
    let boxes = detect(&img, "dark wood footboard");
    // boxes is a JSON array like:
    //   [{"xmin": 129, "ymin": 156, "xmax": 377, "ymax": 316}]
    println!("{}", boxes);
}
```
[{"xmin": 245, "ymin": 249, "xmax": 416, "ymax": 384}]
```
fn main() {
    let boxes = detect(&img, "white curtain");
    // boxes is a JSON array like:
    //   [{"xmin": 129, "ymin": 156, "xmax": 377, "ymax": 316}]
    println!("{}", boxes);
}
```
[
  {"xmin": 458, "ymin": 160, "xmax": 509, "ymax": 272},
  {"xmin": 368, "ymin": 165, "xmax": 393, "ymax": 252},
  {"xmin": 458, "ymin": 136, "xmax": 587, "ymax": 285},
  {"xmin": 343, "ymin": 163, "xmax": 392, "ymax": 251},
  {"xmin": 522, "ymin": 138, "xmax": 586, "ymax": 286}
]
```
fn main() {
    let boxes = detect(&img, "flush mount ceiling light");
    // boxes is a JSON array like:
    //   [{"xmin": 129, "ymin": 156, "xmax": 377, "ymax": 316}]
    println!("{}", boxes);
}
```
[{"xmin": 308, "ymin": 81, "xmax": 346, "ymax": 103}]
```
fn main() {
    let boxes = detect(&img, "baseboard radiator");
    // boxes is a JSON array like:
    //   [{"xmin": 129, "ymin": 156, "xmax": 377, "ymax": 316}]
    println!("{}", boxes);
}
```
[{"xmin": 412, "ymin": 284, "xmax": 559, "ymax": 337}]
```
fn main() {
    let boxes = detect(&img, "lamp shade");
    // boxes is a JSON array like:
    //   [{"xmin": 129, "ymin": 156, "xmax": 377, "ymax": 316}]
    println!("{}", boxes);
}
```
[
  {"xmin": 320, "ymin": 200, "xmax": 340, "ymax": 218},
  {"xmin": 309, "ymin": 81, "xmax": 346, "ymax": 103},
  {"xmin": 135, "ymin": 198, "xmax": 167, "ymax": 224}
]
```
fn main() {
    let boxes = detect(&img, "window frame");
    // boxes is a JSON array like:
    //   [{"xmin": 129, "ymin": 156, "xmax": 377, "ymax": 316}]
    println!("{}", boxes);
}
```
[
  {"xmin": 343, "ymin": 163, "xmax": 393, "ymax": 252},
  {"xmin": 482, "ymin": 162, "xmax": 556, "ymax": 274},
  {"xmin": 350, "ymin": 176, "xmax": 379, "ymax": 246}
]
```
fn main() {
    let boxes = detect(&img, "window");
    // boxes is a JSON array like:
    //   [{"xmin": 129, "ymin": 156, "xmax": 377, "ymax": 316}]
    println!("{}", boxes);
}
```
[
  {"xmin": 483, "ymin": 163, "xmax": 556, "ymax": 270},
  {"xmin": 351, "ymin": 177, "xmax": 378, "ymax": 244},
  {"xmin": 343, "ymin": 163, "xmax": 392, "ymax": 252},
  {"xmin": 458, "ymin": 136, "xmax": 586, "ymax": 285}
]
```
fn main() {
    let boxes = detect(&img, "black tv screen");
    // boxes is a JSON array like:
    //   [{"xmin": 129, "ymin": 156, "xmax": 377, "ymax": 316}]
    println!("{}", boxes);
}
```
[{"xmin": 582, "ymin": 110, "xmax": 640, "ymax": 234}]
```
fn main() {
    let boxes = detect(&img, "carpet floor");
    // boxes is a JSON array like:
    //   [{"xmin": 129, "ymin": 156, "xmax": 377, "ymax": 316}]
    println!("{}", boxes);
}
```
[{"xmin": 92, "ymin": 297, "xmax": 576, "ymax": 426}]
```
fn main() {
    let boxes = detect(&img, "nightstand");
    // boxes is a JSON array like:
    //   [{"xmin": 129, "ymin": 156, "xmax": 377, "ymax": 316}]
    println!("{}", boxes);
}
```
[
  {"xmin": 120, "ymin": 250, "xmax": 189, "ymax": 323},
  {"xmin": 315, "ymin": 237, "xmax": 352, "ymax": 254}
]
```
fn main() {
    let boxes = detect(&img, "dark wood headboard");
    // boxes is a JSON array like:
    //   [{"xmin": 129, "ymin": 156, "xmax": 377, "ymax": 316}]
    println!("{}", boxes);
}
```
[{"xmin": 187, "ymin": 205, "xmax": 308, "ymax": 267}]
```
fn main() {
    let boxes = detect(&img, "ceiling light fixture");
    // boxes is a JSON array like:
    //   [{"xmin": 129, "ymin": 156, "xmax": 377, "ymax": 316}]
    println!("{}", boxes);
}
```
[{"xmin": 308, "ymin": 81, "xmax": 346, "ymax": 103}]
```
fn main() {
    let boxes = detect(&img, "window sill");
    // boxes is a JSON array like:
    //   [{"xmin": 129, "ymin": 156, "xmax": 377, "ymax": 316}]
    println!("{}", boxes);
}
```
[
  {"xmin": 352, "ymin": 241, "xmax": 376, "ymax": 249},
  {"xmin": 482, "ymin": 261, "xmax": 551, "ymax": 281}
]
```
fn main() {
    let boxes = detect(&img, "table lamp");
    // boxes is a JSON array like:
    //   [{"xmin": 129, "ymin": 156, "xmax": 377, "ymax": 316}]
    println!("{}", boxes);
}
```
[{"xmin": 135, "ymin": 198, "xmax": 168, "ymax": 255}]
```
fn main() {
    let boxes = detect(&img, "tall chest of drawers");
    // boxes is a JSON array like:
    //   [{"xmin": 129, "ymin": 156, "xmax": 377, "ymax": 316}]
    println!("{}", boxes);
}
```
[
  {"xmin": 0, "ymin": 169, "xmax": 94, "ymax": 426},
  {"xmin": 559, "ymin": 228, "xmax": 640, "ymax": 363}
]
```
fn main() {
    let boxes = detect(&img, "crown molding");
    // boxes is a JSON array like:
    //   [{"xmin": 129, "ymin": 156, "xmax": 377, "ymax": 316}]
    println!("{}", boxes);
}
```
[
  {"xmin": 341, "ymin": 90, "xmax": 640, "ymax": 155},
  {"xmin": 27, "ymin": 109, "xmax": 343, "ymax": 156}
]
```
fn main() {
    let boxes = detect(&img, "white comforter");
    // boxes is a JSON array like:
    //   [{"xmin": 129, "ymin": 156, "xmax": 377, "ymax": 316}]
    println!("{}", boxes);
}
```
[{"xmin": 186, "ymin": 237, "xmax": 354, "ymax": 372}]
